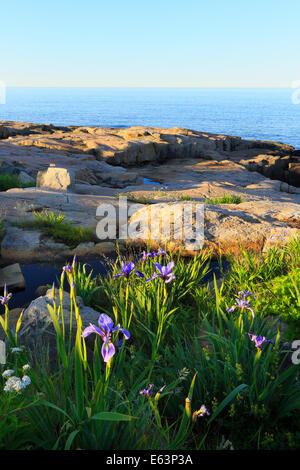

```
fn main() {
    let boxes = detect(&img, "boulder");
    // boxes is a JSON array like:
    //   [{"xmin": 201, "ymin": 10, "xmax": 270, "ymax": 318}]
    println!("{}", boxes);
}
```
[
  {"xmin": 35, "ymin": 285, "xmax": 49, "ymax": 298},
  {"xmin": 18, "ymin": 171, "xmax": 35, "ymax": 186},
  {"xmin": 19, "ymin": 288, "xmax": 100, "ymax": 336},
  {"xmin": 126, "ymin": 201, "xmax": 299, "ymax": 257},
  {"xmin": 71, "ymin": 241, "xmax": 116, "ymax": 256},
  {"xmin": 0, "ymin": 161, "xmax": 20, "ymax": 176},
  {"xmin": 0, "ymin": 263, "xmax": 26, "ymax": 291},
  {"xmin": 94, "ymin": 241, "xmax": 116, "ymax": 254},
  {"xmin": 1, "ymin": 227, "xmax": 42, "ymax": 262},
  {"xmin": 280, "ymin": 182, "xmax": 300, "ymax": 194},
  {"xmin": 288, "ymin": 162, "xmax": 300, "ymax": 187},
  {"xmin": 0, "ymin": 226, "xmax": 72, "ymax": 262},
  {"xmin": 12, "ymin": 289, "xmax": 102, "ymax": 367},
  {"xmin": 37, "ymin": 165, "xmax": 75, "ymax": 191}
]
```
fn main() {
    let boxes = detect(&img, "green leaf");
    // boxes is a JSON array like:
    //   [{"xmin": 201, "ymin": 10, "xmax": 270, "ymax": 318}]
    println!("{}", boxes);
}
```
[
  {"xmin": 38, "ymin": 399, "xmax": 73, "ymax": 423},
  {"xmin": 91, "ymin": 411, "xmax": 137, "ymax": 422},
  {"xmin": 65, "ymin": 429, "xmax": 80, "ymax": 450},
  {"xmin": 208, "ymin": 384, "xmax": 248, "ymax": 424}
]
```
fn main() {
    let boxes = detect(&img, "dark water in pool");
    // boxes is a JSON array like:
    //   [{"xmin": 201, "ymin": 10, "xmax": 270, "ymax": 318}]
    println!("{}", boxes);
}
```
[
  {"xmin": 2, "ymin": 258, "xmax": 116, "ymax": 312},
  {"xmin": 1, "ymin": 257, "xmax": 229, "ymax": 312}
]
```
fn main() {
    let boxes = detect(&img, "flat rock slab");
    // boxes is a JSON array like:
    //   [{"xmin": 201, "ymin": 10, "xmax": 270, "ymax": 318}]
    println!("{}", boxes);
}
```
[{"xmin": 0, "ymin": 263, "xmax": 26, "ymax": 291}]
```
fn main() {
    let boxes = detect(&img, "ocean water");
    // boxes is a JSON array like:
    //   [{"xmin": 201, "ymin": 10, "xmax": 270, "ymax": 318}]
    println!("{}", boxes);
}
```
[{"xmin": 0, "ymin": 87, "xmax": 300, "ymax": 148}]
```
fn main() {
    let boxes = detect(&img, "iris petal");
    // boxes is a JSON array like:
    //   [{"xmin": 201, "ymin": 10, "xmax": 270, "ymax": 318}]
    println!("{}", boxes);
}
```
[
  {"xmin": 120, "ymin": 328, "xmax": 130, "ymax": 340},
  {"xmin": 154, "ymin": 263, "xmax": 163, "ymax": 274},
  {"xmin": 167, "ymin": 262, "xmax": 174, "ymax": 273},
  {"xmin": 81, "ymin": 324, "xmax": 104, "ymax": 338},
  {"xmin": 165, "ymin": 273, "xmax": 175, "ymax": 284},
  {"xmin": 135, "ymin": 271, "xmax": 145, "ymax": 278},
  {"xmin": 145, "ymin": 273, "xmax": 158, "ymax": 282},
  {"xmin": 101, "ymin": 341, "xmax": 116, "ymax": 362},
  {"xmin": 123, "ymin": 262, "xmax": 135, "ymax": 275},
  {"xmin": 98, "ymin": 313, "xmax": 114, "ymax": 334}
]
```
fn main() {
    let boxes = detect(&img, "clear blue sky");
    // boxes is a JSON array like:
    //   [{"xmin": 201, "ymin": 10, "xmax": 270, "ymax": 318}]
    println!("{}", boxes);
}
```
[{"xmin": 1, "ymin": 0, "xmax": 300, "ymax": 87}]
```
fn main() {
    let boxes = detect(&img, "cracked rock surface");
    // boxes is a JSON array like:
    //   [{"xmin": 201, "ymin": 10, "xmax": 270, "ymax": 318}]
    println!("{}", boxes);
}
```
[{"xmin": 0, "ymin": 121, "xmax": 299, "ymax": 261}]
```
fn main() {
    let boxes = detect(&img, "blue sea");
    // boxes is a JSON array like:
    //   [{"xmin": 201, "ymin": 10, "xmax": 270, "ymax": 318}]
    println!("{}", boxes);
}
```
[{"xmin": 1, "ymin": 87, "xmax": 300, "ymax": 149}]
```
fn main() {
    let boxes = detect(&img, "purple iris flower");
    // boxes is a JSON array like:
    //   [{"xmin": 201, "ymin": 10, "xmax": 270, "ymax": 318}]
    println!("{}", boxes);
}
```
[
  {"xmin": 238, "ymin": 290, "xmax": 256, "ymax": 301},
  {"xmin": 156, "ymin": 248, "xmax": 169, "ymax": 258},
  {"xmin": 146, "ymin": 262, "xmax": 175, "ymax": 284},
  {"xmin": 141, "ymin": 251, "xmax": 156, "ymax": 262},
  {"xmin": 142, "ymin": 248, "xmax": 169, "ymax": 261},
  {"xmin": 113, "ymin": 262, "xmax": 144, "ymax": 279},
  {"xmin": 139, "ymin": 383, "xmax": 154, "ymax": 397},
  {"xmin": 81, "ymin": 313, "xmax": 130, "ymax": 362},
  {"xmin": 248, "ymin": 333, "xmax": 273, "ymax": 350},
  {"xmin": 270, "ymin": 228, "xmax": 288, "ymax": 241},
  {"xmin": 192, "ymin": 404, "xmax": 210, "ymax": 422},
  {"xmin": 226, "ymin": 296, "xmax": 255, "ymax": 318},
  {"xmin": 0, "ymin": 284, "xmax": 12, "ymax": 306},
  {"xmin": 63, "ymin": 264, "xmax": 73, "ymax": 274},
  {"xmin": 63, "ymin": 255, "xmax": 77, "ymax": 274}
]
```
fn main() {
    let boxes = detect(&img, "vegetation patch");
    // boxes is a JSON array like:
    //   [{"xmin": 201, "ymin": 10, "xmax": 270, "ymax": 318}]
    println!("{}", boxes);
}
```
[
  {"xmin": 0, "ymin": 234, "xmax": 299, "ymax": 450},
  {"xmin": 250, "ymin": 269, "xmax": 300, "ymax": 338},
  {"xmin": 12, "ymin": 209, "xmax": 96, "ymax": 248},
  {"xmin": 0, "ymin": 174, "xmax": 35, "ymax": 192},
  {"xmin": 117, "ymin": 193, "xmax": 153, "ymax": 204},
  {"xmin": 177, "ymin": 194, "xmax": 191, "ymax": 201},
  {"xmin": 205, "ymin": 194, "xmax": 243, "ymax": 204}
]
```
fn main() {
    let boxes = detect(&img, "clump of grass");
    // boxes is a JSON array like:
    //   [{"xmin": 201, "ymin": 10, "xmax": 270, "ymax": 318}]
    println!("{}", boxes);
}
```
[
  {"xmin": 177, "ymin": 194, "xmax": 191, "ymax": 201},
  {"xmin": 13, "ymin": 209, "xmax": 96, "ymax": 248},
  {"xmin": 0, "ymin": 174, "xmax": 35, "ymax": 192},
  {"xmin": 224, "ymin": 237, "xmax": 300, "ymax": 290},
  {"xmin": 205, "ymin": 194, "xmax": 242, "ymax": 204},
  {"xmin": 254, "ymin": 268, "xmax": 300, "ymax": 338},
  {"xmin": 34, "ymin": 209, "xmax": 67, "ymax": 225},
  {"xmin": 156, "ymin": 188, "xmax": 166, "ymax": 197},
  {"xmin": 118, "ymin": 191, "xmax": 192, "ymax": 203},
  {"xmin": 116, "ymin": 193, "xmax": 152, "ymax": 204},
  {"xmin": 59, "ymin": 260, "xmax": 103, "ymax": 306}
]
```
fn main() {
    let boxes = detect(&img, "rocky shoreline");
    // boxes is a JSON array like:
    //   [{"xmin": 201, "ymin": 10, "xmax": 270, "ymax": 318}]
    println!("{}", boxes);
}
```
[{"xmin": 0, "ymin": 120, "xmax": 299, "ymax": 274}]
